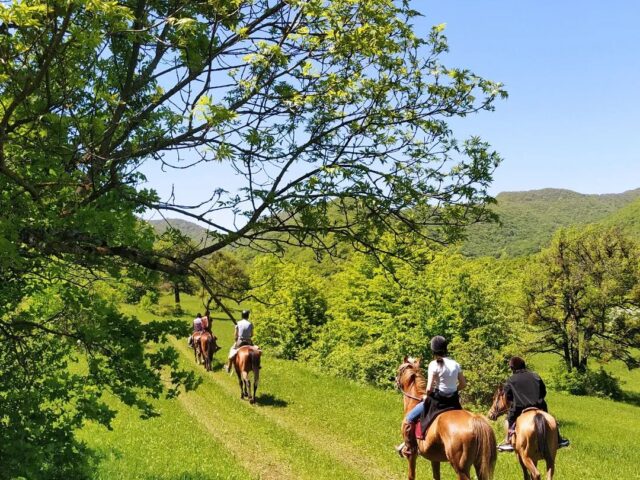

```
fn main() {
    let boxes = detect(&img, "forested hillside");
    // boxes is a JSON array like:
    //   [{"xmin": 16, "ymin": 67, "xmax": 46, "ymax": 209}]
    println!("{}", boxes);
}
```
[
  {"xmin": 153, "ymin": 187, "xmax": 640, "ymax": 260},
  {"xmin": 462, "ymin": 188, "xmax": 640, "ymax": 256}
]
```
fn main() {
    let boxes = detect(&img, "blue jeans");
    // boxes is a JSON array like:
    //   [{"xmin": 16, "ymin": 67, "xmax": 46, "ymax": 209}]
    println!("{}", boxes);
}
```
[{"xmin": 406, "ymin": 400, "xmax": 425, "ymax": 423}]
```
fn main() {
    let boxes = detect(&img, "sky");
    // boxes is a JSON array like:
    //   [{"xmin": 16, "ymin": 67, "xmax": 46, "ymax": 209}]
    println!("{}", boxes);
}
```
[
  {"xmin": 417, "ymin": 0, "xmax": 640, "ymax": 195},
  {"xmin": 143, "ymin": 0, "xmax": 640, "ymax": 222}
]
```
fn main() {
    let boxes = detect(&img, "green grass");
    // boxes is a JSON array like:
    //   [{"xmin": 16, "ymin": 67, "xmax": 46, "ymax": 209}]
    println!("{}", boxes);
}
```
[{"xmin": 82, "ymin": 295, "xmax": 640, "ymax": 479}]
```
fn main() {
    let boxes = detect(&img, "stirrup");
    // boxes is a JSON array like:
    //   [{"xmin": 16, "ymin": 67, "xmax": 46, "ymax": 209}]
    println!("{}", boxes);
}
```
[
  {"xmin": 498, "ymin": 442, "xmax": 514, "ymax": 452},
  {"xmin": 395, "ymin": 442, "xmax": 415, "ymax": 458}
]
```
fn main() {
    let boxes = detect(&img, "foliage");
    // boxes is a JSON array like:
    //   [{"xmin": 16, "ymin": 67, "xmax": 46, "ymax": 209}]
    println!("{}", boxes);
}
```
[
  {"xmin": 522, "ymin": 226, "xmax": 640, "ymax": 373},
  {"xmin": 306, "ymin": 249, "xmax": 517, "ymax": 398},
  {"xmin": 0, "ymin": 0, "xmax": 506, "ymax": 474},
  {"xmin": 550, "ymin": 366, "xmax": 623, "ymax": 399},
  {"xmin": 251, "ymin": 257, "xmax": 328, "ymax": 360}
]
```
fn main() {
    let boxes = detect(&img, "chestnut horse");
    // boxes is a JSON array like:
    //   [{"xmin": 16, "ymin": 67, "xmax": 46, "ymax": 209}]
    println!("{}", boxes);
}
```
[
  {"xmin": 199, "ymin": 331, "xmax": 219, "ymax": 372},
  {"xmin": 395, "ymin": 358, "xmax": 496, "ymax": 480},
  {"xmin": 233, "ymin": 345, "xmax": 261, "ymax": 404},
  {"xmin": 488, "ymin": 387, "xmax": 557, "ymax": 480}
]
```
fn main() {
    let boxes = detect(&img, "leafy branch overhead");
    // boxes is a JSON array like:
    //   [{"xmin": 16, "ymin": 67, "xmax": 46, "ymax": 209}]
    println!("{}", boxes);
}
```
[
  {"xmin": 0, "ymin": 0, "xmax": 506, "ymax": 277},
  {"xmin": 0, "ymin": 1, "xmax": 505, "ymax": 476}
]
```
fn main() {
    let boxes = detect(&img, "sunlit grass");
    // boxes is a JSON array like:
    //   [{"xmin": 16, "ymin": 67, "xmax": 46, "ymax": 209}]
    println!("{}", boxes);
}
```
[{"xmin": 82, "ymin": 295, "xmax": 640, "ymax": 479}]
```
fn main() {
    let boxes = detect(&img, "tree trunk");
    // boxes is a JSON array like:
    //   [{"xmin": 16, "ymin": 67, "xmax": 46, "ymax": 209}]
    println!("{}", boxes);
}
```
[{"xmin": 173, "ymin": 284, "xmax": 181, "ymax": 305}]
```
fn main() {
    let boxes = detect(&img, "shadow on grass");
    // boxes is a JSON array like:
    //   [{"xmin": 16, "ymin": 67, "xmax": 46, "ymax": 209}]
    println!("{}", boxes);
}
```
[
  {"xmin": 255, "ymin": 393, "xmax": 288, "ymax": 408},
  {"xmin": 140, "ymin": 474, "xmax": 239, "ymax": 480},
  {"xmin": 620, "ymin": 391, "xmax": 640, "ymax": 407}
]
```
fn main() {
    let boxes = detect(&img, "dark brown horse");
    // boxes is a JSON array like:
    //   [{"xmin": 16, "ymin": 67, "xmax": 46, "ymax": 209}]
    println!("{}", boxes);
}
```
[
  {"xmin": 199, "ymin": 331, "xmax": 219, "ymax": 372},
  {"xmin": 488, "ymin": 386, "xmax": 557, "ymax": 480},
  {"xmin": 396, "ymin": 358, "xmax": 496, "ymax": 480},
  {"xmin": 233, "ymin": 345, "xmax": 261, "ymax": 404}
]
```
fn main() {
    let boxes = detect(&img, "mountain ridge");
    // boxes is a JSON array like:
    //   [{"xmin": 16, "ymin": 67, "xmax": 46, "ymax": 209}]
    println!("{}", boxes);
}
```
[{"xmin": 148, "ymin": 187, "xmax": 640, "ymax": 258}]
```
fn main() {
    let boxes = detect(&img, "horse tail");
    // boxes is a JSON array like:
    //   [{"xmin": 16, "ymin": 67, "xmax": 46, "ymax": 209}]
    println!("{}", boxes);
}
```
[
  {"xmin": 472, "ymin": 415, "xmax": 497, "ymax": 480},
  {"xmin": 534, "ymin": 412, "xmax": 552, "ymax": 465},
  {"xmin": 250, "ymin": 349, "xmax": 260, "ymax": 373}
]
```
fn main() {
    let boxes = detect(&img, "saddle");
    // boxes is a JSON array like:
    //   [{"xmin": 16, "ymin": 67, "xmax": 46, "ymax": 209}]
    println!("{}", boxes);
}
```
[{"xmin": 416, "ymin": 391, "xmax": 462, "ymax": 440}]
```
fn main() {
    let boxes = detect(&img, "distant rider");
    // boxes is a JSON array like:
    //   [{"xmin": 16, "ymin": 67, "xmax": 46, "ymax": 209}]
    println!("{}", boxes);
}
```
[
  {"xmin": 188, "ymin": 313, "xmax": 204, "ymax": 346},
  {"xmin": 396, "ymin": 336, "xmax": 466, "ymax": 457},
  {"xmin": 224, "ymin": 310, "xmax": 254, "ymax": 373},
  {"xmin": 498, "ymin": 356, "xmax": 570, "ymax": 452}
]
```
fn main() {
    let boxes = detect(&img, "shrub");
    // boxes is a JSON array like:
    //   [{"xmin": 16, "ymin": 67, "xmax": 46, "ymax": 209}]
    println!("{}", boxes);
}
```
[{"xmin": 550, "ymin": 366, "xmax": 623, "ymax": 399}]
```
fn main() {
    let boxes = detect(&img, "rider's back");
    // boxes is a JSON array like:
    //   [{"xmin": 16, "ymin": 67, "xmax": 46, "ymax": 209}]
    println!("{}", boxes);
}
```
[{"xmin": 505, "ymin": 370, "xmax": 546, "ymax": 409}]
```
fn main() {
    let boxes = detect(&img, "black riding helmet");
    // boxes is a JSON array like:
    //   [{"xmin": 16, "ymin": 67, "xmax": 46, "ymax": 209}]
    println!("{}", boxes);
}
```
[
  {"xmin": 430, "ymin": 335, "xmax": 448, "ymax": 356},
  {"xmin": 241, "ymin": 310, "xmax": 250, "ymax": 319}
]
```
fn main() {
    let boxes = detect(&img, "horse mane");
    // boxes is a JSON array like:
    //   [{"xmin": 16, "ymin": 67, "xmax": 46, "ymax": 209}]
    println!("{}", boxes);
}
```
[
  {"xmin": 402, "ymin": 362, "xmax": 427, "ymax": 395},
  {"xmin": 413, "ymin": 367, "xmax": 427, "ymax": 394}
]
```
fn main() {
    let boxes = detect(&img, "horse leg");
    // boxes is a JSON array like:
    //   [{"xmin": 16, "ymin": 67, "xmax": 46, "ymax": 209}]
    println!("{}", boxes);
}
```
[
  {"xmin": 517, "ymin": 454, "xmax": 530, "ymax": 480},
  {"xmin": 235, "ymin": 367, "xmax": 245, "ymax": 399},
  {"xmin": 522, "ymin": 455, "xmax": 540, "ymax": 480},
  {"xmin": 407, "ymin": 453, "xmax": 417, "ymax": 480},
  {"xmin": 431, "ymin": 461, "xmax": 441, "ymax": 480},
  {"xmin": 545, "ymin": 461, "xmax": 554, "ymax": 480},
  {"xmin": 251, "ymin": 366, "xmax": 259, "ymax": 404},
  {"xmin": 241, "ymin": 370, "xmax": 250, "ymax": 399}
]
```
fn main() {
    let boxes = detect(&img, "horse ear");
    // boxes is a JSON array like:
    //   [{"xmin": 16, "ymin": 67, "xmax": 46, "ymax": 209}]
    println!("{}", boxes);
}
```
[
  {"xmin": 416, "ymin": 357, "xmax": 421, "ymax": 367},
  {"xmin": 403, "ymin": 355, "xmax": 408, "ymax": 363}
]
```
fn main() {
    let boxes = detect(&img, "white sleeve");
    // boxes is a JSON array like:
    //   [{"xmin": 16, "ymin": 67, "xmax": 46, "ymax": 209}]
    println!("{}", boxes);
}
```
[{"xmin": 427, "ymin": 361, "xmax": 437, "ymax": 392}]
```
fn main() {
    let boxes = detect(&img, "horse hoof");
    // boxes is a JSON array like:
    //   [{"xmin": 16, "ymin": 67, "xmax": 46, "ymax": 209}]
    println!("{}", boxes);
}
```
[{"xmin": 250, "ymin": 398, "xmax": 256, "ymax": 404}]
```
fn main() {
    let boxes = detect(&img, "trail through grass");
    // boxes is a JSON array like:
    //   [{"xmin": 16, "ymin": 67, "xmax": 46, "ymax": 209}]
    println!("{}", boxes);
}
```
[{"xmin": 83, "ymin": 298, "xmax": 640, "ymax": 479}]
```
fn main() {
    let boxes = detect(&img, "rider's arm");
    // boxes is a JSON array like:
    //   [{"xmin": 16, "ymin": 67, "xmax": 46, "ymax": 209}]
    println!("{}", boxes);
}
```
[
  {"xmin": 234, "ymin": 324, "xmax": 238, "ymax": 341},
  {"xmin": 457, "ymin": 370, "xmax": 467, "ymax": 391},
  {"xmin": 539, "ymin": 377, "xmax": 547, "ymax": 399}
]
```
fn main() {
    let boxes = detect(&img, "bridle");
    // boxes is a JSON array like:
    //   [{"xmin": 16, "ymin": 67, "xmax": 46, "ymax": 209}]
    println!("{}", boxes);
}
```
[
  {"xmin": 395, "ymin": 362, "xmax": 424, "ymax": 402},
  {"xmin": 488, "ymin": 388, "xmax": 510, "ymax": 420}
]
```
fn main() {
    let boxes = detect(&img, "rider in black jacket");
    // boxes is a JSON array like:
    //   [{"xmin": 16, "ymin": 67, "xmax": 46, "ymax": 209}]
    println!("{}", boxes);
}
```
[{"xmin": 498, "ymin": 357, "xmax": 570, "ymax": 452}]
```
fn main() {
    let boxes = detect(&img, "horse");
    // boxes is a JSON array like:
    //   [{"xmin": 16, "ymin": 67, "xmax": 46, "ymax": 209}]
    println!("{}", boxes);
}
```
[
  {"xmin": 233, "ymin": 345, "xmax": 261, "ymax": 404},
  {"xmin": 395, "ymin": 357, "xmax": 496, "ymax": 480},
  {"xmin": 488, "ymin": 386, "xmax": 557, "ymax": 480},
  {"xmin": 199, "ymin": 331, "xmax": 219, "ymax": 372},
  {"xmin": 191, "ymin": 331, "xmax": 203, "ymax": 364}
]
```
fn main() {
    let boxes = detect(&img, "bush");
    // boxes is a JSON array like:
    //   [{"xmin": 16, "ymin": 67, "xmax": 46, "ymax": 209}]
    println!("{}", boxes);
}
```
[
  {"xmin": 139, "ymin": 290, "xmax": 160, "ymax": 313},
  {"xmin": 550, "ymin": 366, "xmax": 623, "ymax": 399}
]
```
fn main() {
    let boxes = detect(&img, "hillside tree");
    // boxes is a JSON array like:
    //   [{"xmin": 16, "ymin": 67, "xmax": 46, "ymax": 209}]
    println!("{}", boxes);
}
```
[
  {"xmin": 0, "ymin": 0, "xmax": 505, "ymax": 476},
  {"xmin": 523, "ymin": 226, "xmax": 640, "ymax": 373}
]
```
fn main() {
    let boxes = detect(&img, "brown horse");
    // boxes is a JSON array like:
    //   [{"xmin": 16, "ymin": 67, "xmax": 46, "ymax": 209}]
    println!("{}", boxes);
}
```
[
  {"xmin": 199, "ymin": 331, "xmax": 219, "ymax": 372},
  {"xmin": 488, "ymin": 386, "xmax": 557, "ymax": 480},
  {"xmin": 395, "ymin": 358, "xmax": 496, "ymax": 480},
  {"xmin": 191, "ymin": 332, "xmax": 203, "ymax": 364},
  {"xmin": 233, "ymin": 345, "xmax": 261, "ymax": 404}
]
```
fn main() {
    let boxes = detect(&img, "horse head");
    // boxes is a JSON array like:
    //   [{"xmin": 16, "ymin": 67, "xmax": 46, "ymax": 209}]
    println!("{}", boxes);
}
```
[
  {"xmin": 395, "ymin": 356, "xmax": 423, "ymax": 393},
  {"xmin": 487, "ymin": 385, "xmax": 510, "ymax": 420}
]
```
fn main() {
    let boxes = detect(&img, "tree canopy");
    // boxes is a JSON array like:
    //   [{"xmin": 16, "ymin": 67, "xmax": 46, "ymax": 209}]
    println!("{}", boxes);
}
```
[
  {"xmin": 523, "ymin": 226, "xmax": 640, "ymax": 373},
  {"xmin": 0, "ymin": 0, "xmax": 505, "ymax": 476}
]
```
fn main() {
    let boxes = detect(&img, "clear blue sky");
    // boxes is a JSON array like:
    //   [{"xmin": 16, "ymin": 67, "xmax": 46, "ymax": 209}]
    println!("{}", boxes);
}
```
[
  {"xmin": 143, "ymin": 0, "xmax": 640, "ymax": 219},
  {"xmin": 419, "ymin": 0, "xmax": 640, "ymax": 194}
]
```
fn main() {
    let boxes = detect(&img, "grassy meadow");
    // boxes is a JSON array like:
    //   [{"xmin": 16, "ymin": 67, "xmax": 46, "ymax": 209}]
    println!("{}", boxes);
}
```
[{"xmin": 79, "ymin": 295, "xmax": 640, "ymax": 479}]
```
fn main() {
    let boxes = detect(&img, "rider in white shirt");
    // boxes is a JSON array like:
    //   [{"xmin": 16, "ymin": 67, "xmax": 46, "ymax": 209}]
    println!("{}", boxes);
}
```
[{"xmin": 224, "ymin": 310, "xmax": 254, "ymax": 372}]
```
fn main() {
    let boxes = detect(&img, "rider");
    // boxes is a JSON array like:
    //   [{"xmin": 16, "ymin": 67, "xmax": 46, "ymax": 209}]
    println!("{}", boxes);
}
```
[
  {"xmin": 396, "ymin": 335, "xmax": 466, "ymax": 458},
  {"xmin": 224, "ymin": 310, "xmax": 254, "ymax": 373},
  {"xmin": 498, "ymin": 356, "xmax": 570, "ymax": 452},
  {"xmin": 201, "ymin": 309, "xmax": 211, "ymax": 333},
  {"xmin": 188, "ymin": 313, "xmax": 204, "ymax": 346}
]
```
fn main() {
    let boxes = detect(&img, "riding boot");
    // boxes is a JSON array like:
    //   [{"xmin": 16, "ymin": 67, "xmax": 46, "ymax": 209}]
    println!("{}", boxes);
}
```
[
  {"xmin": 557, "ymin": 428, "xmax": 570, "ymax": 448},
  {"xmin": 396, "ymin": 421, "xmax": 417, "ymax": 458}
]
